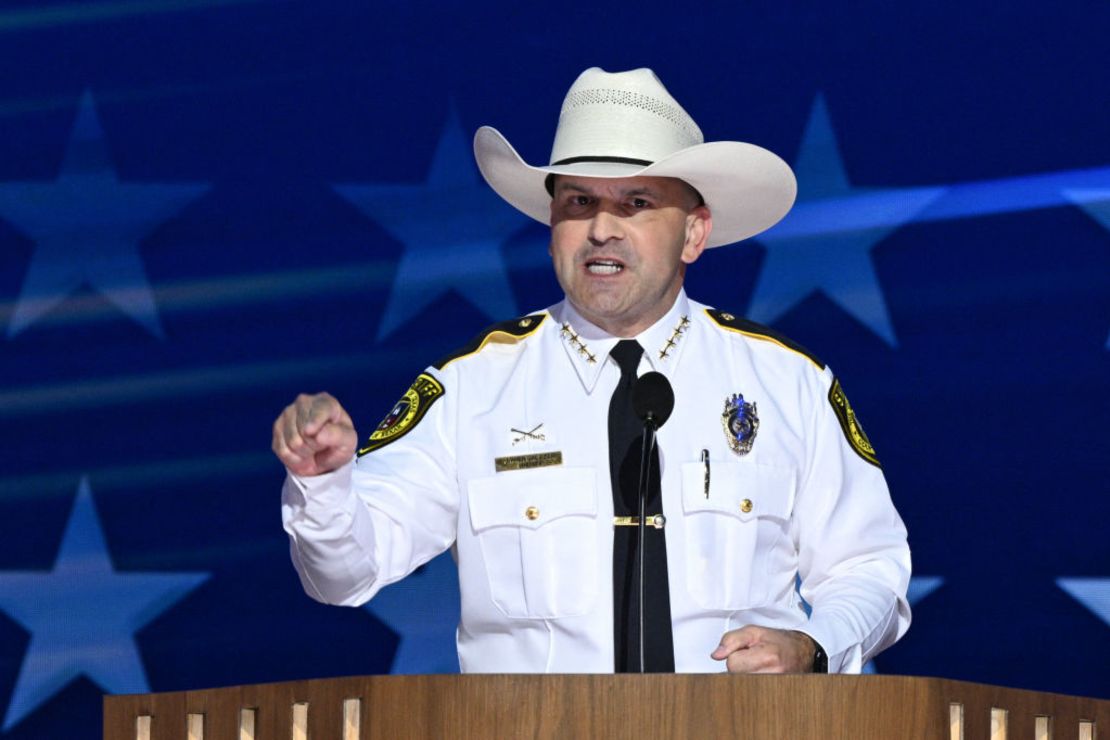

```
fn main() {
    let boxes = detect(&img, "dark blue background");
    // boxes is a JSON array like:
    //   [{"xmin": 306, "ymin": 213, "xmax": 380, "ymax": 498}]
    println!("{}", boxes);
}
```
[{"xmin": 0, "ymin": 1, "xmax": 1107, "ymax": 736}]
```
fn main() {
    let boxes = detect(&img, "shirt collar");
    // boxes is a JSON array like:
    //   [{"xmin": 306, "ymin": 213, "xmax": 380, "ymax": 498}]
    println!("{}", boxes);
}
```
[{"xmin": 553, "ymin": 290, "xmax": 694, "ymax": 393}]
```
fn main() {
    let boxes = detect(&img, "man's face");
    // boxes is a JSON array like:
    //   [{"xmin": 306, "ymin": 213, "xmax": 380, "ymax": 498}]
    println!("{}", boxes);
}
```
[{"xmin": 549, "ymin": 175, "xmax": 711, "ymax": 337}]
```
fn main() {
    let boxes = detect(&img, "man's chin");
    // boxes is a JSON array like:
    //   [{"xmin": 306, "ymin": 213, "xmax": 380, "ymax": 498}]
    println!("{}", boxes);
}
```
[{"xmin": 571, "ymin": 297, "xmax": 629, "ymax": 324}]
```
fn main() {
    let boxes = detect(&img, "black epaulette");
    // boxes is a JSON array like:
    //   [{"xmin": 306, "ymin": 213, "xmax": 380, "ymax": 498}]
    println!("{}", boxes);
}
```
[
  {"xmin": 433, "ymin": 313, "xmax": 548, "ymax": 370},
  {"xmin": 705, "ymin": 309, "xmax": 825, "ymax": 370}
]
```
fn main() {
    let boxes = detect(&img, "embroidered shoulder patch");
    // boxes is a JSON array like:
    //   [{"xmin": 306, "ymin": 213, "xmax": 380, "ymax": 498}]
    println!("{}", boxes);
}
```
[
  {"xmin": 357, "ymin": 373, "xmax": 444, "ymax": 456},
  {"xmin": 705, "ymin": 309, "xmax": 825, "ymax": 370},
  {"xmin": 828, "ymin": 378, "xmax": 880, "ymax": 467},
  {"xmin": 434, "ymin": 314, "xmax": 547, "ymax": 370}
]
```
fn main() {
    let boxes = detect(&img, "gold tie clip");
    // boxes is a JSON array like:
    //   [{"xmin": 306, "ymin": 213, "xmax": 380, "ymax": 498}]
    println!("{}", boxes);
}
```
[{"xmin": 613, "ymin": 515, "xmax": 666, "ymax": 529}]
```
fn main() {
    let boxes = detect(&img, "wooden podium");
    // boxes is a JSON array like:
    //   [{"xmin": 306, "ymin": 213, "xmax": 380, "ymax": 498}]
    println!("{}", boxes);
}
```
[{"xmin": 104, "ymin": 674, "xmax": 1107, "ymax": 740}]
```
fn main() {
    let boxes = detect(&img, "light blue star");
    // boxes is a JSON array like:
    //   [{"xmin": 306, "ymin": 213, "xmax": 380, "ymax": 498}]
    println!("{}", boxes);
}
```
[
  {"xmin": 1057, "ymin": 578, "xmax": 1110, "ymax": 628},
  {"xmin": 862, "ymin": 575, "xmax": 944, "ymax": 674},
  {"xmin": 0, "ymin": 91, "xmax": 208, "ymax": 339},
  {"xmin": 749, "ymin": 95, "xmax": 945, "ymax": 346},
  {"xmin": 334, "ymin": 106, "xmax": 524, "ymax": 341},
  {"xmin": 907, "ymin": 575, "xmax": 944, "ymax": 605},
  {"xmin": 1062, "ymin": 188, "xmax": 1110, "ymax": 349},
  {"xmin": 0, "ymin": 477, "xmax": 209, "ymax": 730},
  {"xmin": 364, "ymin": 551, "xmax": 460, "ymax": 674}
]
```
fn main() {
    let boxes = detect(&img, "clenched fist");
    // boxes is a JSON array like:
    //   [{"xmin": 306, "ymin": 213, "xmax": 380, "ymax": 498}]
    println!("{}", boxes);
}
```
[
  {"xmin": 711, "ymin": 625, "xmax": 818, "ymax": 673},
  {"xmin": 272, "ymin": 392, "xmax": 358, "ymax": 476}
]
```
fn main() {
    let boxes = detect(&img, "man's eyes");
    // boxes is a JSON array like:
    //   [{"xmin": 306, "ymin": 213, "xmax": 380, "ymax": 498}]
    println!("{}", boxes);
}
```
[
  {"xmin": 559, "ymin": 195, "xmax": 653, "ymax": 210},
  {"xmin": 558, "ymin": 195, "xmax": 591, "ymax": 209}
]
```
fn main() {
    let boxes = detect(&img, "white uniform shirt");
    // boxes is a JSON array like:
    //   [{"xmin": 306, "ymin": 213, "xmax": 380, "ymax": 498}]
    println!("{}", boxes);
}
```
[{"xmin": 282, "ymin": 290, "xmax": 912, "ymax": 673}]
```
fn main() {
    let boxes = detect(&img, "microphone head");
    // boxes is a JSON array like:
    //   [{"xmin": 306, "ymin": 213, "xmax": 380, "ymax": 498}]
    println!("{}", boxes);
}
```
[{"xmin": 631, "ymin": 372, "xmax": 675, "ymax": 429}]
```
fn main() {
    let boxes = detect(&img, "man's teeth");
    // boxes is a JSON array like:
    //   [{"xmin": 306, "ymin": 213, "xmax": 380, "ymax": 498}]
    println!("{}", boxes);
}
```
[{"xmin": 587, "ymin": 261, "xmax": 623, "ymax": 275}]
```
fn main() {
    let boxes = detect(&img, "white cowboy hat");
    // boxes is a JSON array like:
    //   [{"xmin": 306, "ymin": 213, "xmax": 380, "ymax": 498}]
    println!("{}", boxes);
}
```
[{"xmin": 473, "ymin": 67, "xmax": 797, "ymax": 248}]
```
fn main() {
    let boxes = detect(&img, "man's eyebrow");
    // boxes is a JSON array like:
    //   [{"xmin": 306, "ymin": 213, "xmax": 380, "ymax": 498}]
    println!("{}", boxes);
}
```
[
  {"xmin": 553, "ymin": 183, "xmax": 662, "ymax": 198},
  {"xmin": 553, "ymin": 182, "xmax": 593, "ymax": 195}
]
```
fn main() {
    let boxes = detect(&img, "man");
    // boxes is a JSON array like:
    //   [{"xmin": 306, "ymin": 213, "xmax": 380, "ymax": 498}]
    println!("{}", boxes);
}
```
[{"xmin": 274, "ymin": 68, "xmax": 911, "ymax": 674}]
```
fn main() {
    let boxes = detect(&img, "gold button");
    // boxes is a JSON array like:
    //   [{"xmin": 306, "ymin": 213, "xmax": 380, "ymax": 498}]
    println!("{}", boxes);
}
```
[
  {"xmin": 721, "ymin": 312, "xmax": 735, "ymax": 321},
  {"xmin": 518, "ymin": 318, "xmax": 533, "ymax": 328},
  {"xmin": 740, "ymin": 499, "xmax": 753, "ymax": 513},
  {"xmin": 525, "ymin": 506, "xmax": 540, "ymax": 521},
  {"xmin": 651, "ymin": 515, "xmax": 666, "ymax": 529}
]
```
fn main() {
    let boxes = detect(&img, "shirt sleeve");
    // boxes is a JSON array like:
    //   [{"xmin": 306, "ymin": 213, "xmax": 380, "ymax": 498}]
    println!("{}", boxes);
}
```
[
  {"xmin": 791, "ymin": 366, "xmax": 912, "ymax": 673},
  {"xmin": 280, "ymin": 365, "xmax": 459, "ymax": 607}
]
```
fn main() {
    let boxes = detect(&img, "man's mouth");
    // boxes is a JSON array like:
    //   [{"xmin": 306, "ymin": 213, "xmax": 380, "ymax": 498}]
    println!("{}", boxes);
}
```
[{"xmin": 585, "ymin": 259, "xmax": 625, "ymax": 275}]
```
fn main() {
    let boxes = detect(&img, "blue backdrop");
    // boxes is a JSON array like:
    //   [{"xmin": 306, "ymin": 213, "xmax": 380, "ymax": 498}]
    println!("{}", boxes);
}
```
[{"xmin": 0, "ymin": 1, "xmax": 1107, "ymax": 736}]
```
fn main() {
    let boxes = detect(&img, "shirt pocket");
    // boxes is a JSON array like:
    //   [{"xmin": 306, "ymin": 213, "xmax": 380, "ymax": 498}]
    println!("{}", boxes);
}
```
[
  {"xmin": 680, "ymin": 459, "xmax": 796, "ymax": 611},
  {"xmin": 467, "ymin": 466, "xmax": 599, "ymax": 619}
]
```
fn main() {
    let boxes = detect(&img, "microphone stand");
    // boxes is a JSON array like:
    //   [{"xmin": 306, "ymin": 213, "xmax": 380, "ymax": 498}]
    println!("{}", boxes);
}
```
[
  {"xmin": 629, "ymin": 370, "xmax": 674, "ymax": 674},
  {"xmin": 636, "ymin": 411, "xmax": 660, "ymax": 674}
]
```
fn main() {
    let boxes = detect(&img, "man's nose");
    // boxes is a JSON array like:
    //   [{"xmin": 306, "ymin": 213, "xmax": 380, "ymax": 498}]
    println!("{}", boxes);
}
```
[{"xmin": 588, "ymin": 208, "xmax": 625, "ymax": 245}]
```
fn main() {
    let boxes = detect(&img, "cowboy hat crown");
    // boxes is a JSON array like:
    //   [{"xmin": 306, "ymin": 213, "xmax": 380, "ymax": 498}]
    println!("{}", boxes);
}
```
[{"xmin": 473, "ymin": 67, "xmax": 797, "ymax": 247}]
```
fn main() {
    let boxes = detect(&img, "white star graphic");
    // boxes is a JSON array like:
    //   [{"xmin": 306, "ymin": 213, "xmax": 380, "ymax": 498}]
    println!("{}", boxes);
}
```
[
  {"xmin": 0, "ymin": 477, "xmax": 209, "ymax": 730},
  {"xmin": 0, "ymin": 91, "xmax": 208, "ymax": 339},
  {"xmin": 363, "ymin": 551, "xmax": 460, "ymax": 674},
  {"xmin": 1057, "ymin": 578, "xmax": 1110, "ymax": 628},
  {"xmin": 749, "ymin": 95, "xmax": 945, "ymax": 346},
  {"xmin": 1063, "ymin": 188, "xmax": 1110, "ymax": 349},
  {"xmin": 334, "ymin": 105, "xmax": 524, "ymax": 341}
]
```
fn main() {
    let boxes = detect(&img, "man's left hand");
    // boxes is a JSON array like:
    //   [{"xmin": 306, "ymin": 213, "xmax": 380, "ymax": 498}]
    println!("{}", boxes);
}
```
[{"xmin": 711, "ymin": 625, "xmax": 817, "ymax": 673}]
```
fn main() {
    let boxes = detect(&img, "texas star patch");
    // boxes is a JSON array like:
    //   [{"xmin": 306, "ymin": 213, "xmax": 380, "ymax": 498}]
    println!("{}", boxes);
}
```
[
  {"xmin": 828, "ymin": 378, "xmax": 880, "ymax": 467},
  {"xmin": 357, "ymin": 373, "xmax": 444, "ymax": 456}
]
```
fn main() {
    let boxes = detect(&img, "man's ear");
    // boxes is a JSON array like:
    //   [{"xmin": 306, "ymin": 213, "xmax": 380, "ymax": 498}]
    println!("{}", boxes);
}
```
[{"xmin": 681, "ymin": 205, "xmax": 712, "ymax": 264}]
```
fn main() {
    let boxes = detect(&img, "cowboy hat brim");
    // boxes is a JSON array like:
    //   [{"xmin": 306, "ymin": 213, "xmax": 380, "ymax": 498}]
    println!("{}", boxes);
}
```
[{"xmin": 474, "ymin": 126, "xmax": 797, "ymax": 248}]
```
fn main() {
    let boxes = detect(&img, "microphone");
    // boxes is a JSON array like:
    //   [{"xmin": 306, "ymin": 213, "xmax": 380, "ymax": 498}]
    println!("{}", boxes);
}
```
[
  {"xmin": 629, "ymin": 371, "xmax": 674, "ymax": 672},
  {"xmin": 632, "ymin": 372, "xmax": 675, "ymax": 430}
]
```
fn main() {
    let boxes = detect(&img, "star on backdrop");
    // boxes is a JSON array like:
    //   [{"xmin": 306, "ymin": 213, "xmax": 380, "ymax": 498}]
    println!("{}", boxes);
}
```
[
  {"xmin": 364, "ymin": 552, "xmax": 461, "ymax": 674},
  {"xmin": 862, "ymin": 575, "xmax": 944, "ymax": 674},
  {"xmin": 749, "ymin": 95, "xmax": 945, "ymax": 346},
  {"xmin": 907, "ymin": 575, "xmax": 945, "ymax": 605},
  {"xmin": 1062, "ymin": 188, "xmax": 1110, "ymax": 349},
  {"xmin": 1056, "ymin": 578, "xmax": 1110, "ymax": 629},
  {"xmin": 334, "ymin": 106, "xmax": 525, "ymax": 341},
  {"xmin": 0, "ymin": 477, "xmax": 209, "ymax": 731},
  {"xmin": 0, "ymin": 91, "xmax": 209, "ymax": 339}
]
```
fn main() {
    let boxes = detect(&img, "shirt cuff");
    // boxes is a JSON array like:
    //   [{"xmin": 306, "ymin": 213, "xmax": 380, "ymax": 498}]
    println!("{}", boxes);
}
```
[
  {"xmin": 795, "ymin": 620, "xmax": 863, "ymax": 673},
  {"xmin": 284, "ymin": 460, "xmax": 355, "ymax": 511}
]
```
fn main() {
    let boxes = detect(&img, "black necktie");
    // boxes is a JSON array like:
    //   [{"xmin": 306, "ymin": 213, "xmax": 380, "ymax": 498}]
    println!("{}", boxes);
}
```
[{"xmin": 608, "ymin": 340, "xmax": 675, "ymax": 672}]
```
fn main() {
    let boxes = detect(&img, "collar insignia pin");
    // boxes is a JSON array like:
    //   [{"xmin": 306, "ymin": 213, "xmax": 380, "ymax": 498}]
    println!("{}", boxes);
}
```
[
  {"xmin": 658, "ymin": 315, "xmax": 691, "ymax": 360},
  {"xmin": 722, "ymin": 393, "xmax": 759, "ymax": 455},
  {"xmin": 560, "ymin": 322, "xmax": 597, "ymax": 364}
]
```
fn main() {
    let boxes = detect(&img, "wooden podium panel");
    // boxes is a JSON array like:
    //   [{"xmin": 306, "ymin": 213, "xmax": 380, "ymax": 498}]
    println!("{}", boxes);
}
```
[{"xmin": 104, "ymin": 674, "xmax": 1108, "ymax": 740}]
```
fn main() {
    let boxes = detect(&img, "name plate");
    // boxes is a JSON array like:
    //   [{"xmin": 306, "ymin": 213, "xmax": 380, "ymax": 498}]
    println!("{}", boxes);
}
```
[{"xmin": 494, "ymin": 451, "xmax": 563, "ymax": 472}]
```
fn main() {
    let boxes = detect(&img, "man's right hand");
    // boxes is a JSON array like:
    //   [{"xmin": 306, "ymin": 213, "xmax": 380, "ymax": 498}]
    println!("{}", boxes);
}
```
[{"xmin": 272, "ymin": 392, "xmax": 358, "ymax": 477}]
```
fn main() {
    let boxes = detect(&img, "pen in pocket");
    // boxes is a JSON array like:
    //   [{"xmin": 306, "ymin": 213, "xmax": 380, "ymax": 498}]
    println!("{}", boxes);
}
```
[{"xmin": 700, "ymin": 449, "xmax": 710, "ymax": 498}]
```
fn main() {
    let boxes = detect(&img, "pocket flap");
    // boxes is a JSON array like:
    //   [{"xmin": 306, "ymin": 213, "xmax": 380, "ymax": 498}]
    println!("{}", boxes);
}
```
[
  {"xmin": 468, "ymin": 466, "xmax": 597, "ymax": 532},
  {"xmin": 681, "ymin": 460, "xmax": 795, "ymax": 522}
]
